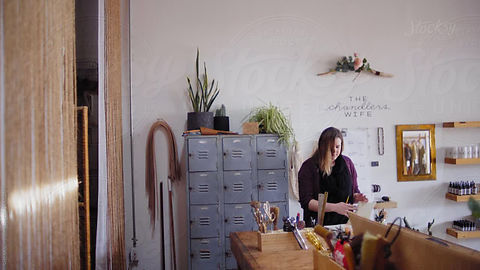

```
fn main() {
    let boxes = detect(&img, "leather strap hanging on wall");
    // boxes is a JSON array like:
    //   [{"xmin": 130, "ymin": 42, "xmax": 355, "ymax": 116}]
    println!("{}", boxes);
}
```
[{"xmin": 145, "ymin": 120, "xmax": 180, "ymax": 269}]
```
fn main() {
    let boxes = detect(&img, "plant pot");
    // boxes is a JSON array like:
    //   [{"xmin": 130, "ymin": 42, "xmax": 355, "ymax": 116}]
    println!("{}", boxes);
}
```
[
  {"xmin": 214, "ymin": 116, "xmax": 230, "ymax": 131},
  {"xmin": 242, "ymin": 122, "xmax": 259, "ymax": 135},
  {"xmin": 187, "ymin": 112, "xmax": 214, "ymax": 130}
]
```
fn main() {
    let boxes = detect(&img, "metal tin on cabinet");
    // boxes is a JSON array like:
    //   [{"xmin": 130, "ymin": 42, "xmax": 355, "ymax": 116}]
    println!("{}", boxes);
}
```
[
  {"xmin": 188, "ymin": 137, "xmax": 218, "ymax": 172},
  {"xmin": 224, "ymin": 204, "xmax": 254, "ymax": 237},
  {"xmin": 223, "ymin": 171, "xmax": 253, "ymax": 204},
  {"xmin": 258, "ymin": 170, "xmax": 288, "ymax": 202},
  {"xmin": 190, "ymin": 205, "xmax": 220, "ymax": 238},
  {"xmin": 189, "ymin": 172, "xmax": 219, "ymax": 205},
  {"xmin": 222, "ymin": 137, "xmax": 252, "ymax": 171},
  {"xmin": 256, "ymin": 136, "xmax": 286, "ymax": 169},
  {"xmin": 190, "ymin": 238, "xmax": 222, "ymax": 270}
]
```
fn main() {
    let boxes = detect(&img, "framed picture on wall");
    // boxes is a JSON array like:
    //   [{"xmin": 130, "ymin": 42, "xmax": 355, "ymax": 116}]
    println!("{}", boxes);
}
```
[{"xmin": 396, "ymin": 124, "xmax": 436, "ymax": 181}]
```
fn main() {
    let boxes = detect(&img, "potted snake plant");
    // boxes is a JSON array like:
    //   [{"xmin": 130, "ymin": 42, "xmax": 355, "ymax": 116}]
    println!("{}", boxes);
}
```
[{"xmin": 186, "ymin": 49, "xmax": 220, "ymax": 130}]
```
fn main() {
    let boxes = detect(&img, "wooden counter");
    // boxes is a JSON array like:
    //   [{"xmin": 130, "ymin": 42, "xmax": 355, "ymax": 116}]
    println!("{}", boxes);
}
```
[
  {"xmin": 230, "ymin": 231, "xmax": 314, "ymax": 270},
  {"xmin": 231, "ymin": 214, "xmax": 480, "ymax": 270}
]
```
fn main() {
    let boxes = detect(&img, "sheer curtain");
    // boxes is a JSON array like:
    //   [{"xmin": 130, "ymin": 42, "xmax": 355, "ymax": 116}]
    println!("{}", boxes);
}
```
[
  {"xmin": 0, "ymin": 0, "xmax": 79, "ymax": 268},
  {"xmin": 96, "ymin": 0, "xmax": 126, "ymax": 268}
]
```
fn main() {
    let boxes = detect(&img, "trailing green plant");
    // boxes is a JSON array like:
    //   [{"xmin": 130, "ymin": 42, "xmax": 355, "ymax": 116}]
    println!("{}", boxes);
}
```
[
  {"xmin": 186, "ymin": 49, "xmax": 220, "ymax": 112},
  {"xmin": 468, "ymin": 197, "xmax": 480, "ymax": 219},
  {"xmin": 246, "ymin": 103, "xmax": 294, "ymax": 146},
  {"xmin": 215, "ymin": 104, "xmax": 226, "ymax": 117}
]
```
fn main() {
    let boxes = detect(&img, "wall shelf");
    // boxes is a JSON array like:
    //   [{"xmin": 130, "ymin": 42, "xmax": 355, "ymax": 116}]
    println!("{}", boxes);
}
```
[
  {"xmin": 442, "ymin": 121, "xmax": 480, "ymax": 128},
  {"xmin": 446, "ymin": 228, "xmax": 480, "ymax": 239},
  {"xmin": 442, "ymin": 121, "xmax": 480, "ymax": 241},
  {"xmin": 445, "ymin": 158, "xmax": 480, "ymax": 165},
  {"xmin": 445, "ymin": 193, "xmax": 480, "ymax": 202}
]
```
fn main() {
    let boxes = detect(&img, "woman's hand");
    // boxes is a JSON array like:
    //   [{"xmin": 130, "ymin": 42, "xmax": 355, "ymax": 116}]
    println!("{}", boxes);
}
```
[
  {"xmin": 332, "ymin": 202, "xmax": 357, "ymax": 217},
  {"xmin": 353, "ymin": 193, "xmax": 368, "ymax": 203}
]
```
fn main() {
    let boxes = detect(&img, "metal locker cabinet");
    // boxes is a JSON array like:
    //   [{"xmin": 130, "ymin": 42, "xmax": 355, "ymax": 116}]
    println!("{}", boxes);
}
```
[
  {"xmin": 224, "ymin": 237, "xmax": 236, "ymax": 270},
  {"xmin": 223, "ymin": 171, "xmax": 253, "ymax": 204},
  {"xmin": 188, "ymin": 137, "xmax": 218, "ymax": 172},
  {"xmin": 189, "ymin": 172, "xmax": 219, "ymax": 205},
  {"xmin": 190, "ymin": 205, "xmax": 220, "ymax": 238},
  {"xmin": 257, "ymin": 169, "xmax": 288, "ymax": 202},
  {"xmin": 256, "ymin": 136, "xmax": 286, "ymax": 169},
  {"xmin": 190, "ymin": 238, "xmax": 222, "ymax": 270},
  {"xmin": 222, "ymin": 137, "xmax": 252, "ymax": 171},
  {"xmin": 187, "ymin": 134, "xmax": 289, "ymax": 270},
  {"xmin": 224, "ymin": 204, "xmax": 254, "ymax": 237}
]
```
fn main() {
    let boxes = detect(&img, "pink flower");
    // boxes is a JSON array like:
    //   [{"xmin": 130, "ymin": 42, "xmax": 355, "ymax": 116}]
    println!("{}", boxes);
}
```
[{"xmin": 353, "ymin": 54, "xmax": 363, "ymax": 71}]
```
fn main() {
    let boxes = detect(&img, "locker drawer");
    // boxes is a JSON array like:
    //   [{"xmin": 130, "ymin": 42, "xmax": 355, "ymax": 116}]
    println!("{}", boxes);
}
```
[
  {"xmin": 190, "ymin": 205, "xmax": 220, "ymax": 238},
  {"xmin": 190, "ymin": 238, "xmax": 222, "ymax": 270},
  {"xmin": 189, "ymin": 172, "xmax": 219, "ymax": 205},
  {"xmin": 223, "ymin": 137, "xmax": 252, "ymax": 171},
  {"xmin": 223, "ymin": 171, "xmax": 253, "ymax": 204},
  {"xmin": 188, "ymin": 137, "xmax": 218, "ymax": 172},
  {"xmin": 225, "ymin": 237, "xmax": 237, "ymax": 270},
  {"xmin": 224, "ymin": 204, "xmax": 254, "ymax": 237},
  {"xmin": 256, "ymin": 136, "xmax": 286, "ymax": 169},
  {"xmin": 258, "ymin": 170, "xmax": 288, "ymax": 202}
]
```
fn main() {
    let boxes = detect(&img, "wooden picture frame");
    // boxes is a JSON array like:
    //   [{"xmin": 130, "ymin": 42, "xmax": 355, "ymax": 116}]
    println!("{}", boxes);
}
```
[{"xmin": 396, "ymin": 124, "xmax": 436, "ymax": 181}]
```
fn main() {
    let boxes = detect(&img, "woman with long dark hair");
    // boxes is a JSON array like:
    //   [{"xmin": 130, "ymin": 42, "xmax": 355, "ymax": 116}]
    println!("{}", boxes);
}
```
[{"xmin": 298, "ymin": 127, "xmax": 368, "ymax": 226}]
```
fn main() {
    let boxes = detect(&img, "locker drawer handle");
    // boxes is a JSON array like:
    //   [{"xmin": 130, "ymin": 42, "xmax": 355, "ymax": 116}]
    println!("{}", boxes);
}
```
[
  {"xmin": 257, "ymin": 151, "xmax": 262, "ymax": 155},
  {"xmin": 224, "ymin": 186, "xmax": 227, "ymax": 190},
  {"xmin": 224, "ymin": 218, "xmax": 228, "ymax": 223},
  {"xmin": 189, "ymin": 153, "xmax": 193, "ymax": 157}
]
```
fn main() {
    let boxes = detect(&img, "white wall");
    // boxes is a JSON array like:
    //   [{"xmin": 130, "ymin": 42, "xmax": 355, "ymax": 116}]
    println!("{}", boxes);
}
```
[{"xmin": 128, "ymin": 0, "xmax": 480, "ymax": 268}]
